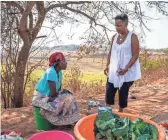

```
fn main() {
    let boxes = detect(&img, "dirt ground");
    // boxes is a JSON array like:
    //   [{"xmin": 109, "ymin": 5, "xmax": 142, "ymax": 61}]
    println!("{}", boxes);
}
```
[{"xmin": 1, "ymin": 77, "xmax": 168, "ymax": 139}]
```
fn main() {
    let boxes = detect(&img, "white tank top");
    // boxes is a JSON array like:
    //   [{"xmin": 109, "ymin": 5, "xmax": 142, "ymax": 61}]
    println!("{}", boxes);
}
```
[{"xmin": 108, "ymin": 31, "xmax": 141, "ymax": 88}]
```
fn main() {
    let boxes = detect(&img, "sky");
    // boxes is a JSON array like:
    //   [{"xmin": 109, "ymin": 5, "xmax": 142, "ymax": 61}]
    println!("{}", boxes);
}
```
[
  {"xmin": 144, "ymin": 18, "xmax": 168, "ymax": 49},
  {"xmin": 139, "ymin": 5, "xmax": 168, "ymax": 49},
  {"xmin": 36, "ymin": 3, "xmax": 168, "ymax": 50}
]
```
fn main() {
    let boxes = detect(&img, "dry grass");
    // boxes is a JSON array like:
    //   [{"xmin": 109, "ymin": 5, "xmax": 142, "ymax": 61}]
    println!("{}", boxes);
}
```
[
  {"xmin": 2, "ymin": 54, "xmax": 168, "ymax": 139},
  {"xmin": 22, "ymin": 55, "xmax": 168, "ymax": 106}
]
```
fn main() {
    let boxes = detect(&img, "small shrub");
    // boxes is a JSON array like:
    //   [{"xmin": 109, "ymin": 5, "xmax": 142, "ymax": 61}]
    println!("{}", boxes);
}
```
[{"xmin": 63, "ymin": 67, "xmax": 83, "ymax": 92}]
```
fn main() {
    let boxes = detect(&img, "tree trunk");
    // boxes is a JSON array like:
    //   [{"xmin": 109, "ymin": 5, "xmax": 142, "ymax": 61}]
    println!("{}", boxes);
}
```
[
  {"xmin": 12, "ymin": 2, "xmax": 45, "ymax": 108},
  {"xmin": 13, "ymin": 42, "xmax": 32, "ymax": 108}
]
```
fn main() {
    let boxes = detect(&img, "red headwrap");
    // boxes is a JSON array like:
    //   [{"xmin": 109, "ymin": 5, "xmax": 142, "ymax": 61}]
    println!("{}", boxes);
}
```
[{"xmin": 49, "ymin": 52, "xmax": 65, "ymax": 66}]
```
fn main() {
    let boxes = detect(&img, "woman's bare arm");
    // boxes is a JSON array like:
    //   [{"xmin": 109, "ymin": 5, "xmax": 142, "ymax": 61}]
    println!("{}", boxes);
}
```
[
  {"xmin": 125, "ymin": 34, "xmax": 140, "ymax": 69},
  {"xmin": 48, "ymin": 81, "xmax": 59, "ymax": 97},
  {"xmin": 104, "ymin": 35, "xmax": 116, "ymax": 75}
]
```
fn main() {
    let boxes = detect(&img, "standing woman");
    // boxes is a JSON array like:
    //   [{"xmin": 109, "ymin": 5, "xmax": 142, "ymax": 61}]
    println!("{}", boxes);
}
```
[{"xmin": 104, "ymin": 14, "xmax": 141, "ymax": 112}]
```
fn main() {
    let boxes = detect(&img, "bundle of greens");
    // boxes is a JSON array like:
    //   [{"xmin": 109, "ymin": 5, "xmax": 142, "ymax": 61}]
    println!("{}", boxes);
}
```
[{"xmin": 94, "ymin": 108, "xmax": 158, "ymax": 140}]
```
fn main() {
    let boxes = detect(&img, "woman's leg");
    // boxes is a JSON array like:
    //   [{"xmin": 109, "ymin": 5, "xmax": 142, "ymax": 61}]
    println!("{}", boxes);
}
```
[
  {"xmin": 105, "ymin": 81, "xmax": 118, "ymax": 106},
  {"xmin": 118, "ymin": 81, "xmax": 134, "ymax": 112}
]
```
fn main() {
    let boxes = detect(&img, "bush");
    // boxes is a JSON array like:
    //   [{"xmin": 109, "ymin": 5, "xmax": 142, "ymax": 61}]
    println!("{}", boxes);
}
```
[
  {"xmin": 63, "ymin": 67, "xmax": 83, "ymax": 92},
  {"xmin": 140, "ymin": 56, "xmax": 168, "ymax": 71}
]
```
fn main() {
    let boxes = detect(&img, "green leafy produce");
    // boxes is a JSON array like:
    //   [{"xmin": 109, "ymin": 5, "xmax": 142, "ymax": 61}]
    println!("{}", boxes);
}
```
[{"xmin": 94, "ymin": 108, "xmax": 158, "ymax": 140}]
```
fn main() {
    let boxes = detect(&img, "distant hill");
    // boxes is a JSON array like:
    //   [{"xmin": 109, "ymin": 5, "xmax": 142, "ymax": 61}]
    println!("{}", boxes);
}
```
[
  {"xmin": 35, "ymin": 44, "xmax": 77, "ymax": 52},
  {"xmin": 29, "ymin": 45, "xmax": 168, "ymax": 60},
  {"xmin": 52, "ymin": 44, "xmax": 77, "ymax": 52}
]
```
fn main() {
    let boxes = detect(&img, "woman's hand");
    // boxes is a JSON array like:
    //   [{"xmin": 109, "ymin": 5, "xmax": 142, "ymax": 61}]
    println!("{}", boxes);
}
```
[
  {"xmin": 48, "ymin": 96, "xmax": 56, "ymax": 102},
  {"xmin": 104, "ymin": 67, "xmax": 109, "ymax": 76},
  {"xmin": 118, "ymin": 68, "xmax": 128, "ymax": 75}
]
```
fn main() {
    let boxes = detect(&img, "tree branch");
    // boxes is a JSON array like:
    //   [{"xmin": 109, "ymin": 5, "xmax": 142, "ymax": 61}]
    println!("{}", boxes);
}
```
[
  {"xmin": 32, "ymin": 2, "xmax": 45, "ymax": 41},
  {"xmin": 29, "ymin": 12, "xmax": 33, "ymax": 29},
  {"xmin": 2, "ymin": 1, "xmax": 24, "ymax": 13},
  {"xmin": 64, "ymin": 5, "xmax": 112, "ymax": 32},
  {"xmin": 18, "ymin": 1, "xmax": 36, "ymax": 41},
  {"xmin": 110, "ymin": 1, "xmax": 124, "ymax": 13},
  {"xmin": 64, "ymin": 5, "xmax": 94, "ymax": 21},
  {"xmin": 137, "ymin": 2, "xmax": 150, "ymax": 32},
  {"xmin": 46, "ymin": 1, "xmax": 91, "ymax": 13},
  {"xmin": 35, "ymin": 35, "xmax": 47, "ymax": 39}
]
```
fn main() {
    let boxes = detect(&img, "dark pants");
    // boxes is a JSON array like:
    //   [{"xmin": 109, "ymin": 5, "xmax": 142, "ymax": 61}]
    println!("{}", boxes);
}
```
[{"xmin": 105, "ymin": 80, "xmax": 134, "ymax": 108}]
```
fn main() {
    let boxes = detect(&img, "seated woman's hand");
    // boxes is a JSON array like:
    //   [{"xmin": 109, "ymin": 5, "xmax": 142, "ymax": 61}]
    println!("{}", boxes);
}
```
[
  {"xmin": 48, "ymin": 96, "xmax": 56, "ymax": 102},
  {"xmin": 60, "ymin": 89, "xmax": 73, "ymax": 95}
]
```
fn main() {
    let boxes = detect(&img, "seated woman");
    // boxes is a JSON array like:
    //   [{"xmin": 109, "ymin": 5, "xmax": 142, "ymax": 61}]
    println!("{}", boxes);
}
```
[{"xmin": 32, "ymin": 52, "xmax": 80, "ymax": 126}]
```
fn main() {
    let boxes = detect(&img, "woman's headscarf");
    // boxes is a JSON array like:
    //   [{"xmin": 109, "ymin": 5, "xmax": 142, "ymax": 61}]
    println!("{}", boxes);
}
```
[{"xmin": 49, "ymin": 52, "xmax": 65, "ymax": 66}]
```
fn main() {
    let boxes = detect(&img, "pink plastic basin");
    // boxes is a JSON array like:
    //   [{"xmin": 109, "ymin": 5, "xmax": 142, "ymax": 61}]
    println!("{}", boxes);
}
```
[{"xmin": 28, "ymin": 130, "xmax": 75, "ymax": 140}]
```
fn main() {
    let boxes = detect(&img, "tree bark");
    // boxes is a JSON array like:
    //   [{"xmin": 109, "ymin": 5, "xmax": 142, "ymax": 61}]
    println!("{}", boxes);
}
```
[
  {"xmin": 13, "ymin": 2, "xmax": 45, "ymax": 108},
  {"xmin": 13, "ymin": 41, "xmax": 32, "ymax": 107}
]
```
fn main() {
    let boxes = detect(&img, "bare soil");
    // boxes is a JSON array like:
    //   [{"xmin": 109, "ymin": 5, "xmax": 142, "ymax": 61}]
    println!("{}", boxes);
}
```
[{"xmin": 2, "ymin": 77, "xmax": 168, "ymax": 139}]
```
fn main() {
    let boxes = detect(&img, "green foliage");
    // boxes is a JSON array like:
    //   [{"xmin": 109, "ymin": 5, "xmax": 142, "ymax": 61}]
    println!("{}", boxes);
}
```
[
  {"xmin": 163, "ymin": 48, "xmax": 168, "ymax": 54},
  {"xmin": 140, "ymin": 56, "xmax": 168, "ymax": 70},
  {"xmin": 30, "ymin": 69, "xmax": 45, "ymax": 81},
  {"xmin": 94, "ymin": 110, "xmax": 158, "ymax": 140},
  {"xmin": 144, "ymin": 59, "xmax": 161, "ymax": 69}
]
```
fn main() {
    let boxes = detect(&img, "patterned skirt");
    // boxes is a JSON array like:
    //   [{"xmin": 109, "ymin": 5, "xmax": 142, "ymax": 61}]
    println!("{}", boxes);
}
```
[{"xmin": 32, "ymin": 89, "xmax": 80, "ymax": 126}]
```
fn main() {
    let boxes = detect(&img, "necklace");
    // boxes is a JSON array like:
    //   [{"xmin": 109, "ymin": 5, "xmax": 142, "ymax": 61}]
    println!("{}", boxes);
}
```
[{"xmin": 119, "ymin": 31, "xmax": 128, "ymax": 41}]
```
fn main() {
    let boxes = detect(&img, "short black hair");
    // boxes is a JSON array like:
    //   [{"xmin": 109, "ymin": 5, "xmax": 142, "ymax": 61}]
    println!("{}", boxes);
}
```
[{"xmin": 115, "ymin": 13, "xmax": 128, "ymax": 23}]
